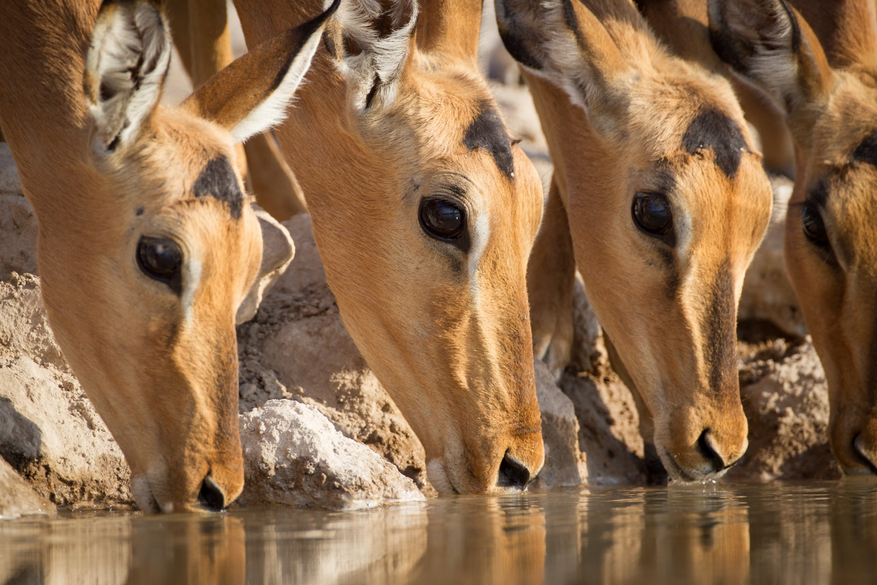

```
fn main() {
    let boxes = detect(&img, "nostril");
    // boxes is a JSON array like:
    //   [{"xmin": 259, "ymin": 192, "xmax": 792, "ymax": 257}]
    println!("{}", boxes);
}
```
[
  {"xmin": 497, "ymin": 452, "xmax": 531, "ymax": 489},
  {"xmin": 853, "ymin": 435, "xmax": 877, "ymax": 474},
  {"xmin": 697, "ymin": 430, "xmax": 725, "ymax": 473},
  {"xmin": 198, "ymin": 475, "xmax": 226, "ymax": 512}
]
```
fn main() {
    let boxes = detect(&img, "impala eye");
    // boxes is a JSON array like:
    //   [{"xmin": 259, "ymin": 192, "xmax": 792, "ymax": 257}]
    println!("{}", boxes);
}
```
[
  {"xmin": 419, "ymin": 198, "xmax": 466, "ymax": 241},
  {"xmin": 632, "ymin": 193, "xmax": 673, "ymax": 239},
  {"xmin": 802, "ymin": 202, "xmax": 830, "ymax": 248},
  {"xmin": 137, "ymin": 236, "xmax": 183, "ymax": 294}
]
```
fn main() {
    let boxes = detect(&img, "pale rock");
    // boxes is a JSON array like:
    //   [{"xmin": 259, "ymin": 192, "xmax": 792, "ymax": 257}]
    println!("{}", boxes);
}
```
[
  {"xmin": 731, "ymin": 339, "xmax": 839, "ymax": 480},
  {"xmin": 0, "ymin": 457, "xmax": 55, "ymax": 519},
  {"xmin": 0, "ymin": 275, "xmax": 132, "ymax": 506},
  {"xmin": 238, "ymin": 399, "xmax": 425, "ymax": 509},
  {"xmin": 533, "ymin": 360, "xmax": 588, "ymax": 488}
]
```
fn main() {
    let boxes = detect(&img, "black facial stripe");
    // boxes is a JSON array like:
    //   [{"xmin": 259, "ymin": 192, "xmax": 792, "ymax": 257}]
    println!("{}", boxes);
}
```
[
  {"xmin": 682, "ymin": 108, "xmax": 748, "ymax": 178},
  {"xmin": 852, "ymin": 132, "xmax": 877, "ymax": 169},
  {"xmin": 659, "ymin": 246, "xmax": 680, "ymax": 300},
  {"xmin": 463, "ymin": 102, "xmax": 515, "ymax": 179},
  {"xmin": 703, "ymin": 260, "xmax": 737, "ymax": 397},
  {"xmin": 193, "ymin": 156, "xmax": 243, "ymax": 220}
]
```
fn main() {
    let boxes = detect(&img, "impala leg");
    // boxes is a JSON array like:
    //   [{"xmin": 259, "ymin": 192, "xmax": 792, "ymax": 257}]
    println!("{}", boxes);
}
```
[
  {"xmin": 527, "ymin": 177, "xmax": 576, "ymax": 378},
  {"xmin": 169, "ymin": 0, "xmax": 307, "ymax": 217},
  {"xmin": 243, "ymin": 134, "xmax": 308, "ymax": 219}
]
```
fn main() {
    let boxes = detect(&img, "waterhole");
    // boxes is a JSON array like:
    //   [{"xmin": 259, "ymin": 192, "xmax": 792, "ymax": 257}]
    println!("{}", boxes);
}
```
[{"xmin": 1, "ymin": 481, "xmax": 875, "ymax": 584}]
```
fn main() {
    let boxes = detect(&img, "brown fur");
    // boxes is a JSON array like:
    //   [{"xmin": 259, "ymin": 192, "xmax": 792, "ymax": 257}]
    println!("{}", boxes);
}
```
[
  {"xmin": 499, "ymin": 0, "xmax": 773, "ymax": 480},
  {"xmin": 0, "ymin": 0, "xmax": 326, "ymax": 511},
  {"xmin": 710, "ymin": 0, "xmax": 877, "ymax": 474},
  {"xmin": 231, "ymin": 0, "xmax": 546, "ymax": 493}
]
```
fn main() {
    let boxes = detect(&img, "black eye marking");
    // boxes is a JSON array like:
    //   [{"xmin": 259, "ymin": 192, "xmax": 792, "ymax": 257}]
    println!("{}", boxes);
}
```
[
  {"xmin": 852, "ymin": 132, "xmax": 877, "ymax": 169},
  {"xmin": 419, "ymin": 198, "xmax": 470, "ymax": 252},
  {"xmin": 193, "ymin": 156, "xmax": 243, "ymax": 220},
  {"xmin": 137, "ymin": 236, "xmax": 183, "ymax": 295},
  {"xmin": 682, "ymin": 108, "xmax": 748, "ymax": 178},
  {"xmin": 463, "ymin": 102, "xmax": 515, "ymax": 180},
  {"xmin": 632, "ymin": 192, "xmax": 675, "ymax": 246},
  {"xmin": 702, "ymin": 260, "xmax": 737, "ymax": 398},
  {"xmin": 135, "ymin": 207, "xmax": 144, "ymax": 216}
]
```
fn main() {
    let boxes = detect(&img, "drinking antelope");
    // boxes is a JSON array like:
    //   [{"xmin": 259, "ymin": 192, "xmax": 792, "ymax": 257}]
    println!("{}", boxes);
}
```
[
  {"xmin": 0, "ymin": 0, "xmax": 333, "ymax": 511},
  {"xmin": 709, "ymin": 0, "xmax": 877, "ymax": 474},
  {"xmin": 222, "ymin": 0, "xmax": 546, "ymax": 493},
  {"xmin": 497, "ymin": 0, "xmax": 773, "ymax": 481}
]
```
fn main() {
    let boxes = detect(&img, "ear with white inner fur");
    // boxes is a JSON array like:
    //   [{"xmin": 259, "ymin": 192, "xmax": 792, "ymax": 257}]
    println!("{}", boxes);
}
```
[
  {"xmin": 707, "ymin": 0, "xmax": 834, "ymax": 120},
  {"xmin": 183, "ymin": 0, "xmax": 340, "ymax": 143},
  {"xmin": 334, "ymin": 0, "xmax": 418, "ymax": 112},
  {"xmin": 494, "ymin": 0, "xmax": 633, "ymax": 135},
  {"xmin": 236, "ymin": 205, "xmax": 295, "ymax": 325},
  {"xmin": 84, "ymin": 0, "xmax": 172, "ymax": 154}
]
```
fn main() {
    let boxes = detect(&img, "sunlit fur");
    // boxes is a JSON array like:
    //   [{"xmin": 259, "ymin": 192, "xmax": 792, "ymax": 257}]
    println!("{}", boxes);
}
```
[
  {"xmin": 499, "ymin": 0, "xmax": 773, "ymax": 481},
  {"xmin": 710, "ymin": 0, "xmax": 877, "ymax": 474},
  {"xmin": 0, "ymin": 0, "xmax": 325, "ymax": 511},
  {"xmin": 233, "ymin": 0, "xmax": 546, "ymax": 493}
]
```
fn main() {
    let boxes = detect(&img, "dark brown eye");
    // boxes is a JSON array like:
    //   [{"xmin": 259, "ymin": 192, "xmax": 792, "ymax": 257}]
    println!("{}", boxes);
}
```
[
  {"xmin": 632, "ymin": 193, "xmax": 673, "ymax": 239},
  {"xmin": 802, "ymin": 202, "xmax": 830, "ymax": 247},
  {"xmin": 420, "ymin": 198, "xmax": 466, "ymax": 241},
  {"xmin": 137, "ymin": 236, "xmax": 183, "ymax": 294}
]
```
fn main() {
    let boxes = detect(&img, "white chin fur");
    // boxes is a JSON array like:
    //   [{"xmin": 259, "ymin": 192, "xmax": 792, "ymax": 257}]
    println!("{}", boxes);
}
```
[
  {"xmin": 426, "ymin": 460, "xmax": 455, "ymax": 495},
  {"xmin": 131, "ymin": 475, "xmax": 159, "ymax": 512}
]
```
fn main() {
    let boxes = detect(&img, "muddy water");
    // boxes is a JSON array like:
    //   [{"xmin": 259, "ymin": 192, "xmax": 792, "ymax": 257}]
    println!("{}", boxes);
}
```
[{"xmin": 2, "ymin": 481, "xmax": 877, "ymax": 584}]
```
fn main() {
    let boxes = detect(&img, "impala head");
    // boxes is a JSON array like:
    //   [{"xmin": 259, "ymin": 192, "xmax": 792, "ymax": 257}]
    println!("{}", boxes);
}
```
[
  {"xmin": 34, "ymin": 0, "xmax": 333, "ymax": 511},
  {"xmin": 709, "ymin": 0, "xmax": 877, "ymax": 475},
  {"xmin": 497, "ymin": 0, "xmax": 773, "ymax": 480},
  {"xmin": 235, "ymin": 0, "xmax": 545, "ymax": 493}
]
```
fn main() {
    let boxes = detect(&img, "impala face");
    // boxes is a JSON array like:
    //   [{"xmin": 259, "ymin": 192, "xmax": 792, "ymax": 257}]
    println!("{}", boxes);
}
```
[
  {"xmin": 0, "ymin": 0, "xmax": 333, "ymax": 511},
  {"xmin": 709, "ymin": 0, "xmax": 877, "ymax": 475},
  {"xmin": 234, "ymin": 0, "xmax": 546, "ymax": 493},
  {"xmin": 497, "ymin": 0, "xmax": 773, "ymax": 480}
]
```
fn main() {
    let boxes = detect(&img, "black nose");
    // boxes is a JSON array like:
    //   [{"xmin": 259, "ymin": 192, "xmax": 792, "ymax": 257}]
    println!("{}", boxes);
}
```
[
  {"xmin": 198, "ymin": 475, "xmax": 226, "ymax": 512},
  {"xmin": 497, "ymin": 452, "xmax": 531, "ymax": 489},
  {"xmin": 697, "ymin": 430, "xmax": 725, "ymax": 473}
]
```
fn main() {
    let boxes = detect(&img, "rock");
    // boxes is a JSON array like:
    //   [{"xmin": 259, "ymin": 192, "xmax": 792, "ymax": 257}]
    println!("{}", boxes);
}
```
[
  {"xmin": 731, "ymin": 339, "xmax": 840, "ymax": 480},
  {"xmin": 238, "ymin": 399, "xmax": 425, "ymax": 509},
  {"xmin": 0, "ymin": 146, "xmax": 38, "ymax": 280},
  {"xmin": 0, "ymin": 275, "xmax": 132, "ymax": 506},
  {"xmin": 738, "ymin": 176, "xmax": 807, "ymax": 338},
  {"xmin": 238, "ymin": 215, "xmax": 431, "ymax": 492},
  {"xmin": 533, "ymin": 360, "xmax": 587, "ymax": 488},
  {"xmin": 0, "ymin": 457, "xmax": 55, "ymax": 519},
  {"xmin": 0, "ymin": 143, "xmax": 22, "ymax": 195}
]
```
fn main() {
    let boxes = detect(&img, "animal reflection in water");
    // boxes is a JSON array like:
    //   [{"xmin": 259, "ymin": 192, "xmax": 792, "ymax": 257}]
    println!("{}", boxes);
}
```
[{"xmin": 4, "ymin": 484, "xmax": 877, "ymax": 584}]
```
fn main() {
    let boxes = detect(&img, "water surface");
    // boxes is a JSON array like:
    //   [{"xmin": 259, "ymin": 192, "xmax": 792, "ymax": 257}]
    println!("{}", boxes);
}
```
[{"xmin": 2, "ymin": 481, "xmax": 876, "ymax": 584}]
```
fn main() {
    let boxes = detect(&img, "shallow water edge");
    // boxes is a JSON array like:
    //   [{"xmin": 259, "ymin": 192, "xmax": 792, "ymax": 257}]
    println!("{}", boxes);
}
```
[{"xmin": 2, "ymin": 481, "xmax": 876, "ymax": 584}]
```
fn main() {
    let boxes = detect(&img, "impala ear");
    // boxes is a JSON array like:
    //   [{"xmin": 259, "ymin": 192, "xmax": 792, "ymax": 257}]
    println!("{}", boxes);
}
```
[
  {"xmin": 495, "ymin": 0, "xmax": 633, "ymax": 135},
  {"xmin": 335, "ymin": 0, "xmax": 418, "ymax": 112},
  {"xmin": 84, "ymin": 0, "xmax": 172, "ymax": 154},
  {"xmin": 236, "ymin": 205, "xmax": 295, "ymax": 325},
  {"xmin": 708, "ymin": 0, "xmax": 833, "ymax": 122},
  {"xmin": 184, "ymin": 0, "xmax": 339, "ymax": 143}
]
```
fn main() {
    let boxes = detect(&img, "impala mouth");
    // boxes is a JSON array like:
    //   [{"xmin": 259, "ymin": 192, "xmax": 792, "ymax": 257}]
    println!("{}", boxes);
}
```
[
  {"xmin": 659, "ymin": 446, "xmax": 729, "ymax": 483},
  {"xmin": 131, "ymin": 475, "xmax": 161, "ymax": 513},
  {"xmin": 852, "ymin": 435, "xmax": 877, "ymax": 475},
  {"xmin": 426, "ymin": 459, "xmax": 460, "ymax": 495}
]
